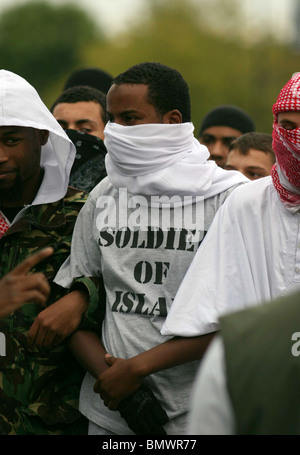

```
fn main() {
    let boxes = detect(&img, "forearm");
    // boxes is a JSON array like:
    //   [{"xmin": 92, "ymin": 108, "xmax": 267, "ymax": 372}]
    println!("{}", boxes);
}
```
[
  {"xmin": 68, "ymin": 329, "xmax": 109, "ymax": 378},
  {"xmin": 96, "ymin": 331, "xmax": 217, "ymax": 409},
  {"xmin": 128, "ymin": 332, "xmax": 217, "ymax": 379}
]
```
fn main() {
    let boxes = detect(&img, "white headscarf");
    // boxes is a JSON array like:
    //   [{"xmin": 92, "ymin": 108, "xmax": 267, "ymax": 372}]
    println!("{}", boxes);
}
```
[
  {"xmin": 104, "ymin": 122, "xmax": 249, "ymax": 202},
  {"xmin": 0, "ymin": 69, "xmax": 76, "ymax": 206}
]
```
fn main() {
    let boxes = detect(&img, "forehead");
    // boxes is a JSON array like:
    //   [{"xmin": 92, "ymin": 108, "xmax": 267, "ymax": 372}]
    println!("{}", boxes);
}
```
[
  {"xmin": 228, "ymin": 148, "xmax": 273, "ymax": 166},
  {"xmin": 201, "ymin": 125, "xmax": 243, "ymax": 138},
  {"xmin": 53, "ymin": 101, "xmax": 103, "ymax": 119},
  {"xmin": 107, "ymin": 84, "xmax": 150, "ymax": 111},
  {"xmin": 277, "ymin": 111, "xmax": 300, "ymax": 123}
]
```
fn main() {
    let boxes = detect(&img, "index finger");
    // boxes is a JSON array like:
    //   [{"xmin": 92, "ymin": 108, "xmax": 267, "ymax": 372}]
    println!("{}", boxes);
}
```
[{"xmin": 11, "ymin": 247, "xmax": 54, "ymax": 276}]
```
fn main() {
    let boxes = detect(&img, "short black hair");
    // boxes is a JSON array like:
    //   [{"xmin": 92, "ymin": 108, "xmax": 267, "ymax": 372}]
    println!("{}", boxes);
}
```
[
  {"xmin": 51, "ymin": 85, "xmax": 108, "ymax": 124},
  {"xmin": 229, "ymin": 132, "xmax": 275, "ymax": 164},
  {"xmin": 112, "ymin": 62, "xmax": 191, "ymax": 122}
]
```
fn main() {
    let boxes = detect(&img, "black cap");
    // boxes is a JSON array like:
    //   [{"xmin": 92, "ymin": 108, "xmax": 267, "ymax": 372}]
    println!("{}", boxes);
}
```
[
  {"xmin": 198, "ymin": 105, "xmax": 255, "ymax": 137},
  {"xmin": 63, "ymin": 67, "xmax": 114, "ymax": 94}
]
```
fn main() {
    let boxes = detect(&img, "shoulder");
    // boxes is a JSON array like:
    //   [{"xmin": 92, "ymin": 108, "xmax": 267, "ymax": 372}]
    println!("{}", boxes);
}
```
[
  {"xmin": 221, "ymin": 289, "xmax": 300, "ymax": 337},
  {"xmin": 89, "ymin": 176, "xmax": 116, "ymax": 200},
  {"xmin": 220, "ymin": 176, "xmax": 274, "ymax": 213},
  {"xmin": 205, "ymin": 181, "xmax": 248, "ymax": 209},
  {"xmin": 230, "ymin": 176, "xmax": 272, "ymax": 200},
  {"xmin": 64, "ymin": 186, "xmax": 89, "ymax": 207},
  {"xmin": 62, "ymin": 186, "xmax": 89, "ymax": 218},
  {"xmin": 64, "ymin": 186, "xmax": 89, "ymax": 204}
]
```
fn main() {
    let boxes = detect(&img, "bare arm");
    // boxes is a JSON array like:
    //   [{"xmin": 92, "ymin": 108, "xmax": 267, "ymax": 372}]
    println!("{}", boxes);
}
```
[
  {"xmin": 94, "ymin": 332, "xmax": 216, "ymax": 410},
  {"xmin": 69, "ymin": 329, "xmax": 173, "ymax": 436},
  {"xmin": 67, "ymin": 329, "xmax": 109, "ymax": 378}
]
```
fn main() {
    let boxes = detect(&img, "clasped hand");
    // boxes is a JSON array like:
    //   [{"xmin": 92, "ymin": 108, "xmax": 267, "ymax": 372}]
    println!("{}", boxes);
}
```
[
  {"xmin": 94, "ymin": 354, "xmax": 143, "ymax": 410},
  {"xmin": 94, "ymin": 354, "xmax": 169, "ymax": 435},
  {"xmin": 27, "ymin": 289, "xmax": 89, "ymax": 351}
]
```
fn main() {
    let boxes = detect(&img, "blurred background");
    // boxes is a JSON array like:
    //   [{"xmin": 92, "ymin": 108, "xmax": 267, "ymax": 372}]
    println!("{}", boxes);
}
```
[{"xmin": 0, "ymin": 0, "xmax": 298, "ymax": 134}]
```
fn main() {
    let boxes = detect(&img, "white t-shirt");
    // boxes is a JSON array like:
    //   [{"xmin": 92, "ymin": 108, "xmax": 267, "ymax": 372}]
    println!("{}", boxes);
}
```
[
  {"xmin": 162, "ymin": 176, "xmax": 300, "ymax": 338},
  {"xmin": 187, "ymin": 335, "xmax": 235, "ymax": 435},
  {"xmin": 55, "ymin": 176, "xmax": 240, "ymax": 435}
]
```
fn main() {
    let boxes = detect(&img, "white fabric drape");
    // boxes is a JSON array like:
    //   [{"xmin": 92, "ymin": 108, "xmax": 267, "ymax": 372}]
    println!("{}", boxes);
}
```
[{"xmin": 104, "ymin": 122, "xmax": 249, "ymax": 202}]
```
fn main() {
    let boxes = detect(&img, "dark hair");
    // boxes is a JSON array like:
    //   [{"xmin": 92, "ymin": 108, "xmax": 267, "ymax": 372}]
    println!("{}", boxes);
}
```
[
  {"xmin": 50, "ymin": 85, "xmax": 108, "ymax": 124},
  {"xmin": 112, "ymin": 62, "xmax": 191, "ymax": 122},
  {"xmin": 229, "ymin": 132, "xmax": 276, "ymax": 164},
  {"xmin": 63, "ymin": 67, "xmax": 113, "ymax": 94},
  {"xmin": 198, "ymin": 105, "xmax": 255, "ymax": 137}
]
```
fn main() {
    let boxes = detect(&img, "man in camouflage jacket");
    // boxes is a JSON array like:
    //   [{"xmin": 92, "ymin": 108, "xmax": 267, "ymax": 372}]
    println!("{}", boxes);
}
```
[{"xmin": 0, "ymin": 70, "xmax": 93, "ymax": 434}]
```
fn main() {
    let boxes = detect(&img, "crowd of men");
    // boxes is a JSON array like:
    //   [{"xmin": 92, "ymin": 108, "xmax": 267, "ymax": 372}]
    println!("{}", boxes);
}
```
[{"xmin": 0, "ymin": 63, "xmax": 299, "ymax": 435}]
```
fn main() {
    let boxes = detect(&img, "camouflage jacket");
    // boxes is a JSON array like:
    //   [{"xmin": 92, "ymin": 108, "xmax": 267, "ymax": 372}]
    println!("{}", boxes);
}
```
[{"xmin": 0, "ymin": 187, "xmax": 89, "ymax": 435}]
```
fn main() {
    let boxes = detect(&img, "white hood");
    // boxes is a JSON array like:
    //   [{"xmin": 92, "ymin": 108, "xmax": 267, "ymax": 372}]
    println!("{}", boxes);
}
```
[{"xmin": 0, "ymin": 69, "xmax": 76, "ymax": 205}]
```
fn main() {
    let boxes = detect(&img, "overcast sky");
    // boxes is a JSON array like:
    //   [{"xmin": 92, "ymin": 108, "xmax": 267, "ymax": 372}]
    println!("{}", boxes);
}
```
[
  {"xmin": 0, "ymin": 0, "xmax": 295, "ymax": 40},
  {"xmin": 0, "ymin": 0, "xmax": 147, "ymax": 36}
]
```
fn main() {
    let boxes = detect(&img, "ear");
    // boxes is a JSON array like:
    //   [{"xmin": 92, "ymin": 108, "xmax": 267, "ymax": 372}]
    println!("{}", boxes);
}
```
[
  {"xmin": 39, "ymin": 130, "xmax": 49, "ymax": 146},
  {"xmin": 163, "ymin": 109, "xmax": 182, "ymax": 124}
]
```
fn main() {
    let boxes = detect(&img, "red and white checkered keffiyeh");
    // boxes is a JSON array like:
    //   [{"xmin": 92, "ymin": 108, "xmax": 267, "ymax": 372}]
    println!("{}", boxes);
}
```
[
  {"xmin": 0, "ymin": 211, "xmax": 9, "ymax": 238},
  {"xmin": 271, "ymin": 73, "xmax": 300, "ymax": 206}
]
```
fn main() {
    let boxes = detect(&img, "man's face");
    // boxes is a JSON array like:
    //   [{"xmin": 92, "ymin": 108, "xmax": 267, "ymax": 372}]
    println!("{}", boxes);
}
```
[
  {"xmin": 225, "ymin": 148, "xmax": 274, "ymax": 180},
  {"xmin": 106, "ymin": 84, "xmax": 171, "ymax": 126},
  {"xmin": 199, "ymin": 126, "xmax": 242, "ymax": 168},
  {"xmin": 0, "ymin": 126, "xmax": 48, "ymax": 203},
  {"xmin": 277, "ymin": 111, "xmax": 300, "ymax": 130},
  {"xmin": 52, "ymin": 101, "xmax": 106, "ymax": 140}
]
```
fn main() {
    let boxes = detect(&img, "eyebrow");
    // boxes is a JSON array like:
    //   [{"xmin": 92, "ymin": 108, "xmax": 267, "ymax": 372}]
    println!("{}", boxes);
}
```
[
  {"xmin": 1, "ymin": 127, "xmax": 24, "ymax": 135},
  {"xmin": 57, "ymin": 118, "xmax": 97, "ymax": 126},
  {"xmin": 201, "ymin": 134, "xmax": 238, "ymax": 140},
  {"xmin": 225, "ymin": 165, "xmax": 267, "ymax": 171},
  {"xmin": 107, "ymin": 109, "xmax": 138, "ymax": 117},
  {"xmin": 75, "ymin": 119, "xmax": 97, "ymax": 126},
  {"xmin": 278, "ymin": 119, "xmax": 297, "ymax": 127},
  {"xmin": 245, "ymin": 166, "xmax": 267, "ymax": 171}
]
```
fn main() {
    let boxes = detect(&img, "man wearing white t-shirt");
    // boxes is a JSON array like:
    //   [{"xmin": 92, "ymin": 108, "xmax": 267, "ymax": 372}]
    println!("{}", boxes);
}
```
[
  {"xmin": 52, "ymin": 62, "xmax": 248, "ymax": 435},
  {"xmin": 161, "ymin": 73, "xmax": 300, "ymax": 433}
]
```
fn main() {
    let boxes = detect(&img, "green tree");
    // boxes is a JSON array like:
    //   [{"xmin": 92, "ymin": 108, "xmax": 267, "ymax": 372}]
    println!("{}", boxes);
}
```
[
  {"xmin": 0, "ymin": 1, "xmax": 101, "ymax": 95},
  {"xmin": 82, "ymin": 0, "xmax": 300, "ymax": 134}
]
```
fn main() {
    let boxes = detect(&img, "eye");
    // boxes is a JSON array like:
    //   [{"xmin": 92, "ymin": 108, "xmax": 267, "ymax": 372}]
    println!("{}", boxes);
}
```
[
  {"xmin": 123, "ymin": 115, "xmax": 137, "ymax": 125},
  {"xmin": 223, "ymin": 138, "xmax": 235, "ymax": 148},
  {"xmin": 200, "ymin": 136, "xmax": 214, "ymax": 145},
  {"xmin": 247, "ymin": 172, "xmax": 262, "ymax": 180},
  {"xmin": 5, "ymin": 137, "xmax": 21, "ymax": 145},
  {"xmin": 279, "ymin": 121, "xmax": 297, "ymax": 130}
]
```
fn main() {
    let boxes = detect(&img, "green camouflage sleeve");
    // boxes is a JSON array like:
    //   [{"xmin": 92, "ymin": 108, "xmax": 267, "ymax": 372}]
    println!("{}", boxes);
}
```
[{"xmin": 69, "ymin": 276, "xmax": 106, "ymax": 332}]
